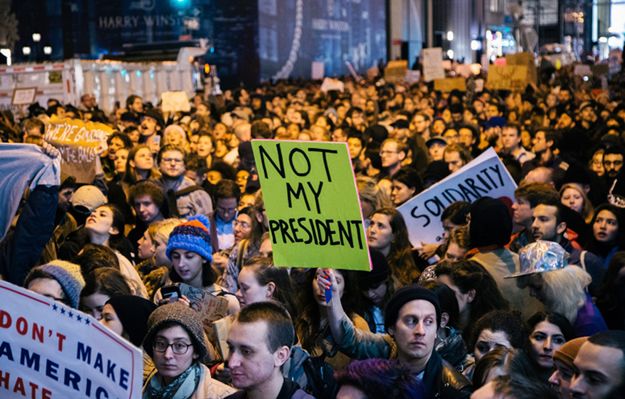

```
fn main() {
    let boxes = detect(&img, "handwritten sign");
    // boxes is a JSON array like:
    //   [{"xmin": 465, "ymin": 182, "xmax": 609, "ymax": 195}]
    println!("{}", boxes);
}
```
[
  {"xmin": 0, "ymin": 280, "xmax": 142, "ymax": 399},
  {"xmin": 422, "ymin": 48, "xmax": 445, "ymax": 82},
  {"xmin": 44, "ymin": 117, "xmax": 111, "ymax": 183},
  {"xmin": 252, "ymin": 140, "xmax": 370, "ymax": 271},
  {"xmin": 161, "ymin": 91, "xmax": 191, "ymax": 113},
  {"xmin": 505, "ymin": 52, "xmax": 537, "ymax": 85},
  {"xmin": 398, "ymin": 148, "xmax": 517, "ymax": 246},
  {"xmin": 384, "ymin": 60, "xmax": 408, "ymax": 83},
  {"xmin": 434, "ymin": 77, "xmax": 467, "ymax": 92},
  {"xmin": 486, "ymin": 65, "xmax": 529, "ymax": 91},
  {"xmin": 12, "ymin": 88, "xmax": 36, "ymax": 105}
]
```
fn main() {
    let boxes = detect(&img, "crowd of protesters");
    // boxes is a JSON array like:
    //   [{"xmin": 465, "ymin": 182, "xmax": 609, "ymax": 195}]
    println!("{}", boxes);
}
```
[{"xmin": 1, "ymin": 59, "xmax": 625, "ymax": 399}]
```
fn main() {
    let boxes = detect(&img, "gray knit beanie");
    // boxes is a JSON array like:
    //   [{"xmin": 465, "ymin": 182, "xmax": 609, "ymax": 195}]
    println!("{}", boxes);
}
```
[
  {"xmin": 143, "ymin": 302, "xmax": 209, "ymax": 362},
  {"xmin": 24, "ymin": 260, "xmax": 86, "ymax": 309}
]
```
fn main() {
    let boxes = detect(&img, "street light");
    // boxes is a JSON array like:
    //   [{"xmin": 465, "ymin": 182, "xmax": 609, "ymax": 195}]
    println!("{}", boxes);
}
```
[
  {"xmin": 32, "ymin": 33, "xmax": 41, "ymax": 43},
  {"xmin": 446, "ymin": 31, "xmax": 454, "ymax": 41},
  {"xmin": 447, "ymin": 49, "xmax": 454, "ymax": 59},
  {"xmin": 43, "ymin": 46, "xmax": 52, "ymax": 55},
  {"xmin": 22, "ymin": 46, "xmax": 31, "ymax": 55}
]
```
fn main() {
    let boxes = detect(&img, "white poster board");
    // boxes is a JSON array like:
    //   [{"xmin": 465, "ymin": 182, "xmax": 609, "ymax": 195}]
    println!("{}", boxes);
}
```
[
  {"xmin": 0, "ymin": 281, "xmax": 143, "ymax": 399},
  {"xmin": 12, "ymin": 88, "xmax": 37, "ymax": 105},
  {"xmin": 311, "ymin": 62, "xmax": 325, "ymax": 80},
  {"xmin": 161, "ymin": 91, "xmax": 191, "ymax": 113},
  {"xmin": 422, "ymin": 48, "xmax": 445, "ymax": 82},
  {"xmin": 398, "ymin": 148, "xmax": 517, "ymax": 246}
]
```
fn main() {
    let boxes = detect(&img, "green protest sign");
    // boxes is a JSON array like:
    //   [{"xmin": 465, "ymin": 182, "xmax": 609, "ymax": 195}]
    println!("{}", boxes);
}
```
[{"xmin": 252, "ymin": 140, "xmax": 371, "ymax": 271}]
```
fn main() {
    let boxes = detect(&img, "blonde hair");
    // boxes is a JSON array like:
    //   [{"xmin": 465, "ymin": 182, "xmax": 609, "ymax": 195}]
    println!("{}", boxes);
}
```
[
  {"xmin": 540, "ymin": 266, "xmax": 591, "ymax": 323},
  {"xmin": 147, "ymin": 218, "xmax": 184, "ymax": 246},
  {"xmin": 357, "ymin": 176, "xmax": 392, "ymax": 214},
  {"xmin": 559, "ymin": 183, "xmax": 594, "ymax": 224}
]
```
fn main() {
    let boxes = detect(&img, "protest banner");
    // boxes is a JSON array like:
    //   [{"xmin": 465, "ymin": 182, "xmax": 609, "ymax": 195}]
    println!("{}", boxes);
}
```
[
  {"xmin": 384, "ymin": 60, "xmax": 408, "ymax": 83},
  {"xmin": 398, "ymin": 148, "xmax": 517, "ymax": 247},
  {"xmin": 422, "ymin": 48, "xmax": 445, "ymax": 82},
  {"xmin": 252, "ymin": 140, "xmax": 370, "ymax": 271},
  {"xmin": 434, "ymin": 77, "xmax": 466, "ymax": 92},
  {"xmin": 405, "ymin": 70, "xmax": 421, "ymax": 84},
  {"xmin": 486, "ymin": 65, "xmax": 529, "ymax": 91},
  {"xmin": 161, "ymin": 91, "xmax": 191, "ymax": 113},
  {"xmin": 0, "ymin": 280, "xmax": 142, "ymax": 399},
  {"xmin": 44, "ymin": 117, "xmax": 111, "ymax": 183}
]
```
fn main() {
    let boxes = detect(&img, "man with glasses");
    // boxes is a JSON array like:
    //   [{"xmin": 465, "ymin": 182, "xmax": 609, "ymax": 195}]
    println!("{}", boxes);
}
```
[
  {"xmin": 157, "ymin": 144, "xmax": 213, "ymax": 219},
  {"xmin": 379, "ymin": 138, "xmax": 407, "ymax": 179}
]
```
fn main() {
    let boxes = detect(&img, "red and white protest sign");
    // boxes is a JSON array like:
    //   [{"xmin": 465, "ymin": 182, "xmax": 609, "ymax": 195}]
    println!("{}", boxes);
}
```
[{"xmin": 0, "ymin": 281, "xmax": 142, "ymax": 399}]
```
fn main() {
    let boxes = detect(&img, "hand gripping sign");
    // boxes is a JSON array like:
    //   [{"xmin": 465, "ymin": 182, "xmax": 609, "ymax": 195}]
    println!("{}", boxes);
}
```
[
  {"xmin": 0, "ymin": 281, "xmax": 142, "ymax": 399},
  {"xmin": 398, "ymin": 148, "xmax": 517, "ymax": 247},
  {"xmin": 252, "ymin": 140, "xmax": 371, "ymax": 271}
]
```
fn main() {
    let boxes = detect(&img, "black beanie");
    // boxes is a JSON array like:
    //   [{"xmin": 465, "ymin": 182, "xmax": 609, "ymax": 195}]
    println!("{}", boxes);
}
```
[
  {"xmin": 469, "ymin": 196, "xmax": 512, "ymax": 247},
  {"xmin": 107, "ymin": 295, "xmax": 157, "ymax": 347},
  {"xmin": 384, "ymin": 285, "xmax": 441, "ymax": 331}
]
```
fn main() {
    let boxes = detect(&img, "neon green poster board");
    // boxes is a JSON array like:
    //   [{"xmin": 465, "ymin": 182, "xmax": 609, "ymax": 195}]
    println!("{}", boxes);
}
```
[{"xmin": 252, "ymin": 139, "xmax": 371, "ymax": 271}]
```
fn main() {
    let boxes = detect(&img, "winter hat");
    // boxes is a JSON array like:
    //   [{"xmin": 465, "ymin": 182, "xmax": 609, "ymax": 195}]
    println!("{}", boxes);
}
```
[
  {"xmin": 553, "ymin": 336, "xmax": 588, "ymax": 367},
  {"xmin": 166, "ymin": 215, "xmax": 213, "ymax": 262},
  {"xmin": 143, "ymin": 302, "xmax": 210, "ymax": 362},
  {"xmin": 71, "ymin": 185, "xmax": 107, "ymax": 212},
  {"xmin": 384, "ymin": 285, "xmax": 441, "ymax": 331},
  {"xmin": 107, "ymin": 295, "xmax": 157, "ymax": 347},
  {"xmin": 25, "ymin": 260, "xmax": 86, "ymax": 309},
  {"xmin": 469, "ymin": 197, "xmax": 513, "ymax": 248}
]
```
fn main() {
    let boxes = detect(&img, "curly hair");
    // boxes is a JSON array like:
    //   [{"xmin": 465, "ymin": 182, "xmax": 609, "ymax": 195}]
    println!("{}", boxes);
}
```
[{"xmin": 469, "ymin": 310, "xmax": 529, "ymax": 356}]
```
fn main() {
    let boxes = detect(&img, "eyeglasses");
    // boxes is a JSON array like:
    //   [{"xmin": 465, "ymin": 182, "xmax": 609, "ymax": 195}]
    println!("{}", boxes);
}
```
[
  {"xmin": 153, "ymin": 339, "xmax": 193, "ymax": 355},
  {"xmin": 234, "ymin": 220, "xmax": 251, "ymax": 229},
  {"xmin": 217, "ymin": 206, "xmax": 237, "ymax": 214},
  {"xmin": 161, "ymin": 158, "xmax": 184, "ymax": 164}
]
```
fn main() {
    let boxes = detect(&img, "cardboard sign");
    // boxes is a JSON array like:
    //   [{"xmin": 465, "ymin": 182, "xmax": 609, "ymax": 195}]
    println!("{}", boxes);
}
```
[
  {"xmin": 434, "ymin": 77, "xmax": 466, "ymax": 92},
  {"xmin": 320, "ymin": 77, "xmax": 344, "ymax": 93},
  {"xmin": 0, "ymin": 281, "xmax": 142, "ymax": 399},
  {"xmin": 252, "ymin": 140, "xmax": 370, "ymax": 271},
  {"xmin": 44, "ymin": 117, "xmax": 111, "ymax": 183},
  {"xmin": 574, "ymin": 64, "xmax": 592, "ymax": 76},
  {"xmin": 422, "ymin": 48, "xmax": 445, "ymax": 82},
  {"xmin": 405, "ymin": 70, "xmax": 421, "ymax": 84},
  {"xmin": 398, "ymin": 148, "xmax": 517, "ymax": 246},
  {"xmin": 505, "ymin": 52, "xmax": 537, "ymax": 85},
  {"xmin": 384, "ymin": 60, "xmax": 408, "ymax": 83},
  {"xmin": 486, "ymin": 65, "xmax": 529, "ymax": 91},
  {"xmin": 161, "ymin": 91, "xmax": 191, "ymax": 113},
  {"xmin": 12, "ymin": 88, "xmax": 36, "ymax": 105}
]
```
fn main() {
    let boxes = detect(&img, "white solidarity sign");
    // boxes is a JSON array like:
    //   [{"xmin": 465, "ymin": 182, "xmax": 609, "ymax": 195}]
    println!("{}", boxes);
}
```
[{"xmin": 398, "ymin": 148, "xmax": 517, "ymax": 247}]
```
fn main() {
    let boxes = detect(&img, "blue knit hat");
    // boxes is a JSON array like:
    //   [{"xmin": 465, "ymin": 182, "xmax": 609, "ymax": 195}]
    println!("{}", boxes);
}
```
[{"xmin": 166, "ymin": 215, "xmax": 213, "ymax": 262}]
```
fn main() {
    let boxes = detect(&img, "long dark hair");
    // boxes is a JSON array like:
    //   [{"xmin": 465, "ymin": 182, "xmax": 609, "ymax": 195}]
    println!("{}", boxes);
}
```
[
  {"xmin": 295, "ymin": 269, "xmax": 364, "ymax": 352},
  {"xmin": 169, "ymin": 257, "xmax": 217, "ymax": 287},
  {"xmin": 370, "ymin": 208, "xmax": 419, "ymax": 286},
  {"xmin": 436, "ymin": 260, "xmax": 509, "ymax": 331}
]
